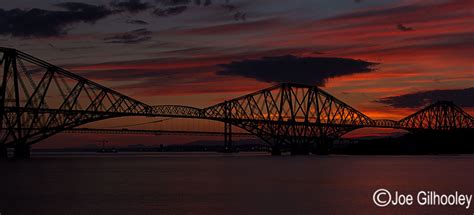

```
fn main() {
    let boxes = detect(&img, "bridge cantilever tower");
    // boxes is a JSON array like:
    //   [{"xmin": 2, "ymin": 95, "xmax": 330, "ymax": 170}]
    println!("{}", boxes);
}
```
[
  {"xmin": 398, "ymin": 101, "xmax": 473, "ymax": 130},
  {"xmin": 0, "ymin": 47, "xmax": 150, "ymax": 158},
  {"xmin": 203, "ymin": 83, "xmax": 374, "ymax": 154}
]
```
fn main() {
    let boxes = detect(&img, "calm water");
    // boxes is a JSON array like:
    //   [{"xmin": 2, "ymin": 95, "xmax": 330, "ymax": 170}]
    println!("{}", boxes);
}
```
[{"xmin": 1, "ymin": 153, "xmax": 474, "ymax": 215}]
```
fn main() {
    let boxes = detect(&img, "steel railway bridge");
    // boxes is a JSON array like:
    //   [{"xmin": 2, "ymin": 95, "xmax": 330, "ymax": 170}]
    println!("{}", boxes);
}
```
[{"xmin": 1, "ymin": 47, "xmax": 473, "ymax": 157}]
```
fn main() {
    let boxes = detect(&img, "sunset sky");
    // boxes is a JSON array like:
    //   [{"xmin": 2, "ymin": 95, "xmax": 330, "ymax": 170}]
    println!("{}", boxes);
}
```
[{"xmin": 1, "ymin": 0, "xmax": 472, "ymax": 147}]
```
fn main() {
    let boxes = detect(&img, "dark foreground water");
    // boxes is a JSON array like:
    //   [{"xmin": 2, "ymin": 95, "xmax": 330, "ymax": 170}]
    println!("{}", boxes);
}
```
[{"xmin": 1, "ymin": 153, "xmax": 474, "ymax": 215}]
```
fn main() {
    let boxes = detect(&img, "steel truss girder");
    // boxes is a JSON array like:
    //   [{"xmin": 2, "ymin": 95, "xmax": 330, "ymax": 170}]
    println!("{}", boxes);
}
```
[
  {"xmin": 204, "ymin": 83, "xmax": 374, "ymax": 126},
  {"xmin": 1, "ymin": 47, "xmax": 473, "ymax": 150},
  {"xmin": 202, "ymin": 83, "xmax": 373, "ymax": 151},
  {"xmin": 399, "ymin": 101, "xmax": 474, "ymax": 130},
  {"xmin": 0, "ymin": 47, "xmax": 150, "ymax": 146}
]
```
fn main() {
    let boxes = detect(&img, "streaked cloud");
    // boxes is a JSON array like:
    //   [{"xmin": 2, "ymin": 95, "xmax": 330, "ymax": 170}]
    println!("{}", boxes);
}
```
[
  {"xmin": 153, "ymin": 6, "xmax": 188, "ymax": 17},
  {"xmin": 104, "ymin": 28, "xmax": 152, "ymax": 43},
  {"xmin": 2, "ymin": 0, "xmax": 472, "ymax": 119},
  {"xmin": 126, "ymin": 19, "xmax": 149, "ymax": 25},
  {"xmin": 110, "ymin": 0, "xmax": 153, "ymax": 13},
  {"xmin": 155, "ymin": 0, "xmax": 192, "ymax": 6},
  {"xmin": 375, "ymin": 87, "xmax": 474, "ymax": 108}
]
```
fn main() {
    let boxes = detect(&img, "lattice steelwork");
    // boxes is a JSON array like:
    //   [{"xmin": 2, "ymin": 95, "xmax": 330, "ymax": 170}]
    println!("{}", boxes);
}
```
[
  {"xmin": 203, "ymin": 83, "xmax": 375, "ymax": 154},
  {"xmin": 373, "ymin": 119, "xmax": 399, "ymax": 128},
  {"xmin": 399, "ymin": 101, "xmax": 474, "ymax": 130},
  {"xmin": 0, "ymin": 47, "xmax": 149, "ymax": 155},
  {"xmin": 150, "ymin": 105, "xmax": 203, "ymax": 118},
  {"xmin": 1, "ymin": 47, "xmax": 473, "ymax": 157}
]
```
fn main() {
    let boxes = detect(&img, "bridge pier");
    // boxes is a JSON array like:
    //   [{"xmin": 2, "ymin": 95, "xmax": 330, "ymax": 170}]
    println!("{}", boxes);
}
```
[
  {"xmin": 0, "ymin": 145, "xmax": 7, "ymax": 159},
  {"xmin": 223, "ymin": 120, "xmax": 234, "ymax": 153},
  {"xmin": 290, "ymin": 142, "xmax": 311, "ymax": 155},
  {"xmin": 14, "ymin": 144, "xmax": 30, "ymax": 159},
  {"xmin": 222, "ymin": 101, "xmax": 238, "ymax": 153},
  {"xmin": 270, "ymin": 139, "xmax": 283, "ymax": 155},
  {"xmin": 271, "ymin": 147, "xmax": 282, "ymax": 156},
  {"xmin": 312, "ymin": 138, "xmax": 331, "ymax": 155}
]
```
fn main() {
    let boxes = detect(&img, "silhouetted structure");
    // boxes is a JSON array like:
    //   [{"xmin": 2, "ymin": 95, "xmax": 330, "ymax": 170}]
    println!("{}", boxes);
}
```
[
  {"xmin": 1, "ymin": 48, "xmax": 473, "ymax": 158},
  {"xmin": 334, "ymin": 129, "xmax": 474, "ymax": 155}
]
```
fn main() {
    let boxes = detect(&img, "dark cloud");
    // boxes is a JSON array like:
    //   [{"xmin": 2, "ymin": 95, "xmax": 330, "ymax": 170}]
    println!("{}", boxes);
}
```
[
  {"xmin": 153, "ymin": 0, "xmax": 191, "ymax": 17},
  {"xmin": 156, "ymin": 0, "xmax": 192, "ymax": 6},
  {"xmin": 0, "ymin": 3, "xmax": 112, "ymax": 37},
  {"xmin": 221, "ymin": 2, "xmax": 247, "ymax": 22},
  {"xmin": 233, "ymin": 12, "xmax": 246, "ymax": 21},
  {"xmin": 55, "ymin": 2, "xmax": 108, "ymax": 13},
  {"xmin": 397, "ymin": 23, "xmax": 414, "ymax": 31},
  {"xmin": 194, "ymin": 0, "xmax": 212, "ymax": 6},
  {"xmin": 222, "ymin": 4, "xmax": 237, "ymax": 12},
  {"xmin": 153, "ymin": 0, "xmax": 245, "ymax": 21},
  {"xmin": 153, "ymin": 6, "xmax": 188, "ymax": 17},
  {"xmin": 104, "ymin": 28, "xmax": 152, "ymax": 43},
  {"xmin": 217, "ymin": 55, "xmax": 378, "ymax": 86},
  {"xmin": 110, "ymin": 0, "xmax": 152, "ymax": 13},
  {"xmin": 375, "ymin": 87, "xmax": 474, "ymax": 108},
  {"xmin": 152, "ymin": 0, "xmax": 246, "ymax": 22},
  {"xmin": 126, "ymin": 19, "xmax": 148, "ymax": 25}
]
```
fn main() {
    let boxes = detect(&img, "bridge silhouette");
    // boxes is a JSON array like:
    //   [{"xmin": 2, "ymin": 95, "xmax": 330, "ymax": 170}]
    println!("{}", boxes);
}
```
[{"xmin": 1, "ymin": 47, "xmax": 473, "ymax": 158}]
